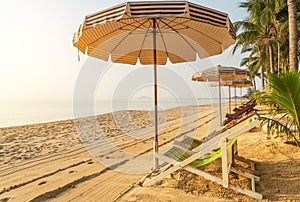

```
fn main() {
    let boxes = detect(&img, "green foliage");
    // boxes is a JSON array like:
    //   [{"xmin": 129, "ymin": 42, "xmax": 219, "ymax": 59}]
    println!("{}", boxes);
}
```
[
  {"xmin": 255, "ymin": 71, "xmax": 300, "ymax": 144},
  {"xmin": 233, "ymin": 0, "xmax": 300, "ymax": 79},
  {"xmin": 247, "ymin": 87, "xmax": 255, "ymax": 97}
]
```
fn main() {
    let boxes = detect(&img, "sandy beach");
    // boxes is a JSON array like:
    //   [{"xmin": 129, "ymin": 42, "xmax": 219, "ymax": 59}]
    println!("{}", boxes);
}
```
[{"xmin": 0, "ymin": 104, "xmax": 300, "ymax": 202}]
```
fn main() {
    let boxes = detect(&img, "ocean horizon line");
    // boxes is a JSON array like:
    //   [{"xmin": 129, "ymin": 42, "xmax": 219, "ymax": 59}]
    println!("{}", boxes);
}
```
[{"xmin": 0, "ymin": 99, "xmax": 232, "ymax": 129}]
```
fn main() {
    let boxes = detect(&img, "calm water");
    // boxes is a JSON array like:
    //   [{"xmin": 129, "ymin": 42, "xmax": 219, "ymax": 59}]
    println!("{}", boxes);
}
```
[{"xmin": 0, "ymin": 98, "xmax": 225, "ymax": 128}]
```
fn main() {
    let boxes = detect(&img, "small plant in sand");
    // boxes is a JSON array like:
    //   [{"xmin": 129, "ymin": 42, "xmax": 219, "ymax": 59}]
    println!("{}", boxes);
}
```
[{"xmin": 255, "ymin": 71, "xmax": 300, "ymax": 145}]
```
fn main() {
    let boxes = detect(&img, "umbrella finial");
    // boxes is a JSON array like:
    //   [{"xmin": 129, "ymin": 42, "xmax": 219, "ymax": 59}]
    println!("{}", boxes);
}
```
[{"xmin": 217, "ymin": 64, "xmax": 221, "ymax": 73}]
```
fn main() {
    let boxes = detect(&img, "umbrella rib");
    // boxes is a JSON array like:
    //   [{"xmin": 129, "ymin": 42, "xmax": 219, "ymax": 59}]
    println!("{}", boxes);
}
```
[
  {"xmin": 162, "ymin": 18, "xmax": 223, "ymax": 45},
  {"xmin": 87, "ymin": 18, "xmax": 149, "ymax": 47},
  {"xmin": 157, "ymin": 19, "xmax": 169, "ymax": 59},
  {"xmin": 110, "ymin": 19, "xmax": 150, "ymax": 53},
  {"xmin": 137, "ymin": 19, "xmax": 152, "ymax": 58},
  {"xmin": 119, "ymin": 14, "xmax": 150, "ymax": 29},
  {"xmin": 160, "ymin": 18, "xmax": 191, "ymax": 30},
  {"xmin": 159, "ymin": 18, "xmax": 198, "ymax": 53}
]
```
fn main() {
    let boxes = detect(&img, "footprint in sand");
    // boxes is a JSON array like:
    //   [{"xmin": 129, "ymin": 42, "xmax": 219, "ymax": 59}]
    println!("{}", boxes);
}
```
[
  {"xmin": 38, "ymin": 181, "xmax": 47, "ymax": 186},
  {"xmin": 0, "ymin": 197, "xmax": 11, "ymax": 202}
]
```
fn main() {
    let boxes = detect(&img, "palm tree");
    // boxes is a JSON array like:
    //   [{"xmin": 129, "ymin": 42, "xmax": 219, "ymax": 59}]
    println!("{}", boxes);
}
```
[
  {"xmin": 275, "ymin": 21, "xmax": 289, "ymax": 72},
  {"xmin": 255, "ymin": 71, "xmax": 300, "ymax": 144},
  {"xmin": 233, "ymin": 0, "xmax": 286, "ymax": 88},
  {"xmin": 287, "ymin": 0, "xmax": 299, "ymax": 71},
  {"xmin": 240, "ymin": 56, "xmax": 260, "ymax": 92},
  {"xmin": 274, "ymin": 1, "xmax": 290, "ymax": 72},
  {"xmin": 233, "ymin": 19, "xmax": 267, "ymax": 88},
  {"xmin": 260, "ymin": 0, "xmax": 283, "ymax": 73}
]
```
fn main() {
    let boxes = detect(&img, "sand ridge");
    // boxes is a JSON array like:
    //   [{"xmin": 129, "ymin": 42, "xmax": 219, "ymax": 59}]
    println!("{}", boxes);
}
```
[
  {"xmin": 0, "ymin": 104, "xmax": 299, "ymax": 201},
  {"xmin": 0, "ymin": 105, "xmax": 216, "ymax": 201}
]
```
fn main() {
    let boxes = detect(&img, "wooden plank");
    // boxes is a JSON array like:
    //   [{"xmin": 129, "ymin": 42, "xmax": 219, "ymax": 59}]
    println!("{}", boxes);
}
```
[
  {"xmin": 233, "ymin": 141, "xmax": 238, "ymax": 156},
  {"xmin": 145, "ymin": 132, "xmax": 228, "ymax": 187},
  {"xmin": 251, "ymin": 177, "xmax": 256, "ymax": 192},
  {"xmin": 250, "ymin": 161, "xmax": 256, "ymax": 171},
  {"xmin": 228, "ymin": 144, "xmax": 233, "ymax": 165},
  {"xmin": 234, "ymin": 155, "xmax": 252, "ymax": 165},
  {"xmin": 184, "ymin": 167, "xmax": 263, "ymax": 199},
  {"xmin": 225, "ymin": 119, "xmax": 260, "ymax": 141},
  {"xmin": 174, "ymin": 140, "xmax": 193, "ymax": 150},
  {"xmin": 233, "ymin": 164, "xmax": 260, "ymax": 176},
  {"xmin": 235, "ymin": 155, "xmax": 258, "ymax": 173},
  {"xmin": 221, "ymin": 138, "xmax": 229, "ymax": 188},
  {"xmin": 230, "ymin": 167, "xmax": 260, "ymax": 181},
  {"xmin": 228, "ymin": 163, "xmax": 232, "ymax": 173},
  {"xmin": 229, "ymin": 181, "xmax": 262, "ymax": 199},
  {"xmin": 144, "ymin": 115, "xmax": 260, "ymax": 188},
  {"xmin": 150, "ymin": 153, "xmax": 262, "ymax": 199},
  {"xmin": 185, "ymin": 166, "xmax": 222, "ymax": 184},
  {"xmin": 155, "ymin": 153, "xmax": 175, "ymax": 164},
  {"xmin": 143, "ymin": 148, "xmax": 209, "ymax": 186}
]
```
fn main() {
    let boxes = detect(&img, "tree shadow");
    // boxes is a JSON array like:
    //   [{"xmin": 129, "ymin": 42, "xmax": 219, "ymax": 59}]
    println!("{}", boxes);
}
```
[{"xmin": 256, "ymin": 159, "xmax": 300, "ymax": 201}]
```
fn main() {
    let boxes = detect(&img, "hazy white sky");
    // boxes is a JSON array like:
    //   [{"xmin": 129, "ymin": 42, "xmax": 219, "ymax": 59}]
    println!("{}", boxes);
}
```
[{"xmin": 0, "ymin": 0, "xmax": 250, "ymax": 103}]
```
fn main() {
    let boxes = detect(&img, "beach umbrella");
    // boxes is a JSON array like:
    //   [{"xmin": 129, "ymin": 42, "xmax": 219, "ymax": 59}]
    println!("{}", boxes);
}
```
[
  {"xmin": 72, "ymin": 1, "xmax": 236, "ymax": 170},
  {"xmin": 209, "ymin": 79, "xmax": 252, "ymax": 113},
  {"xmin": 192, "ymin": 65, "xmax": 250, "ymax": 125},
  {"xmin": 221, "ymin": 79, "xmax": 253, "ymax": 112}
]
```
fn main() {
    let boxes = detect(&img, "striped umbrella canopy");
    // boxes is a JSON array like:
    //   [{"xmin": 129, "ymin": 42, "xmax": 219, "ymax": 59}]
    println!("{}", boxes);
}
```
[
  {"xmin": 210, "ymin": 79, "xmax": 252, "ymax": 88},
  {"xmin": 73, "ymin": 1, "xmax": 236, "ymax": 170},
  {"xmin": 73, "ymin": 1, "xmax": 236, "ymax": 64},
  {"xmin": 192, "ymin": 65, "xmax": 250, "ymax": 125},
  {"xmin": 221, "ymin": 79, "xmax": 252, "ymax": 88},
  {"xmin": 192, "ymin": 65, "xmax": 250, "ymax": 82}
]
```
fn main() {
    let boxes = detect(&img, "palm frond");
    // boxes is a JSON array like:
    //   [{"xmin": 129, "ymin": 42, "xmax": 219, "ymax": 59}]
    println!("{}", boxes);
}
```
[
  {"xmin": 259, "ymin": 116, "xmax": 299, "ymax": 145},
  {"xmin": 256, "ymin": 72, "xmax": 300, "ymax": 144}
]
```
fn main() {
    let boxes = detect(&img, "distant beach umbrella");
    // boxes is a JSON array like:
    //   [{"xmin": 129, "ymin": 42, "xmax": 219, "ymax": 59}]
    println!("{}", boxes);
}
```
[
  {"xmin": 192, "ymin": 65, "xmax": 250, "ymax": 82},
  {"xmin": 192, "ymin": 65, "xmax": 250, "ymax": 125},
  {"xmin": 220, "ymin": 79, "xmax": 253, "ymax": 111},
  {"xmin": 221, "ymin": 79, "xmax": 252, "ymax": 87},
  {"xmin": 210, "ymin": 79, "xmax": 252, "ymax": 87},
  {"xmin": 73, "ymin": 1, "xmax": 236, "ymax": 170}
]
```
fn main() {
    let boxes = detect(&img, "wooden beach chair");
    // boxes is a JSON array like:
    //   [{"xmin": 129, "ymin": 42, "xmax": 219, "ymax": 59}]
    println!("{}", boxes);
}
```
[
  {"xmin": 143, "ymin": 115, "xmax": 262, "ymax": 199},
  {"xmin": 224, "ymin": 99, "xmax": 257, "ymax": 126}
]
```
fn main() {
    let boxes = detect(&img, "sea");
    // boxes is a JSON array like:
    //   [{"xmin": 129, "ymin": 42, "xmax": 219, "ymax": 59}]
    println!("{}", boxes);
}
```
[{"xmin": 0, "ymin": 98, "xmax": 228, "ymax": 128}]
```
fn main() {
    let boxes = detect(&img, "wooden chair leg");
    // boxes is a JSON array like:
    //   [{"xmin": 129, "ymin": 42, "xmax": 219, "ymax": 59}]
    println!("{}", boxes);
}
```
[
  {"xmin": 251, "ymin": 177, "xmax": 256, "ymax": 192},
  {"xmin": 221, "ymin": 138, "xmax": 229, "ymax": 188},
  {"xmin": 233, "ymin": 141, "xmax": 238, "ymax": 156}
]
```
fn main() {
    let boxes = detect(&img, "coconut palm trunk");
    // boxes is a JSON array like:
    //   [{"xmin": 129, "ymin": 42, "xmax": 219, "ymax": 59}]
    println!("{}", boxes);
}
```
[
  {"xmin": 277, "ymin": 41, "xmax": 281, "ymax": 74},
  {"xmin": 287, "ymin": 0, "xmax": 299, "ymax": 71},
  {"xmin": 269, "ymin": 44, "xmax": 274, "ymax": 73},
  {"xmin": 258, "ymin": 48, "xmax": 265, "ymax": 88}
]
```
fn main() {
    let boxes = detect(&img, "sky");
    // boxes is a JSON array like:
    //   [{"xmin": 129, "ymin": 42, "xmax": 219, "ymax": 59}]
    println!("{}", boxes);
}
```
[{"xmin": 0, "ymin": 0, "xmax": 251, "ymax": 118}]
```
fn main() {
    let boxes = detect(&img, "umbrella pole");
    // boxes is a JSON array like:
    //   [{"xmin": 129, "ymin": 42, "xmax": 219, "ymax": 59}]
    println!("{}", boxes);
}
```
[
  {"xmin": 153, "ymin": 18, "xmax": 159, "ymax": 170},
  {"xmin": 234, "ymin": 87, "xmax": 237, "ymax": 108},
  {"xmin": 228, "ymin": 86, "xmax": 231, "ymax": 113},
  {"xmin": 240, "ymin": 87, "xmax": 242, "ymax": 104},
  {"xmin": 218, "ymin": 72, "xmax": 222, "ymax": 126}
]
